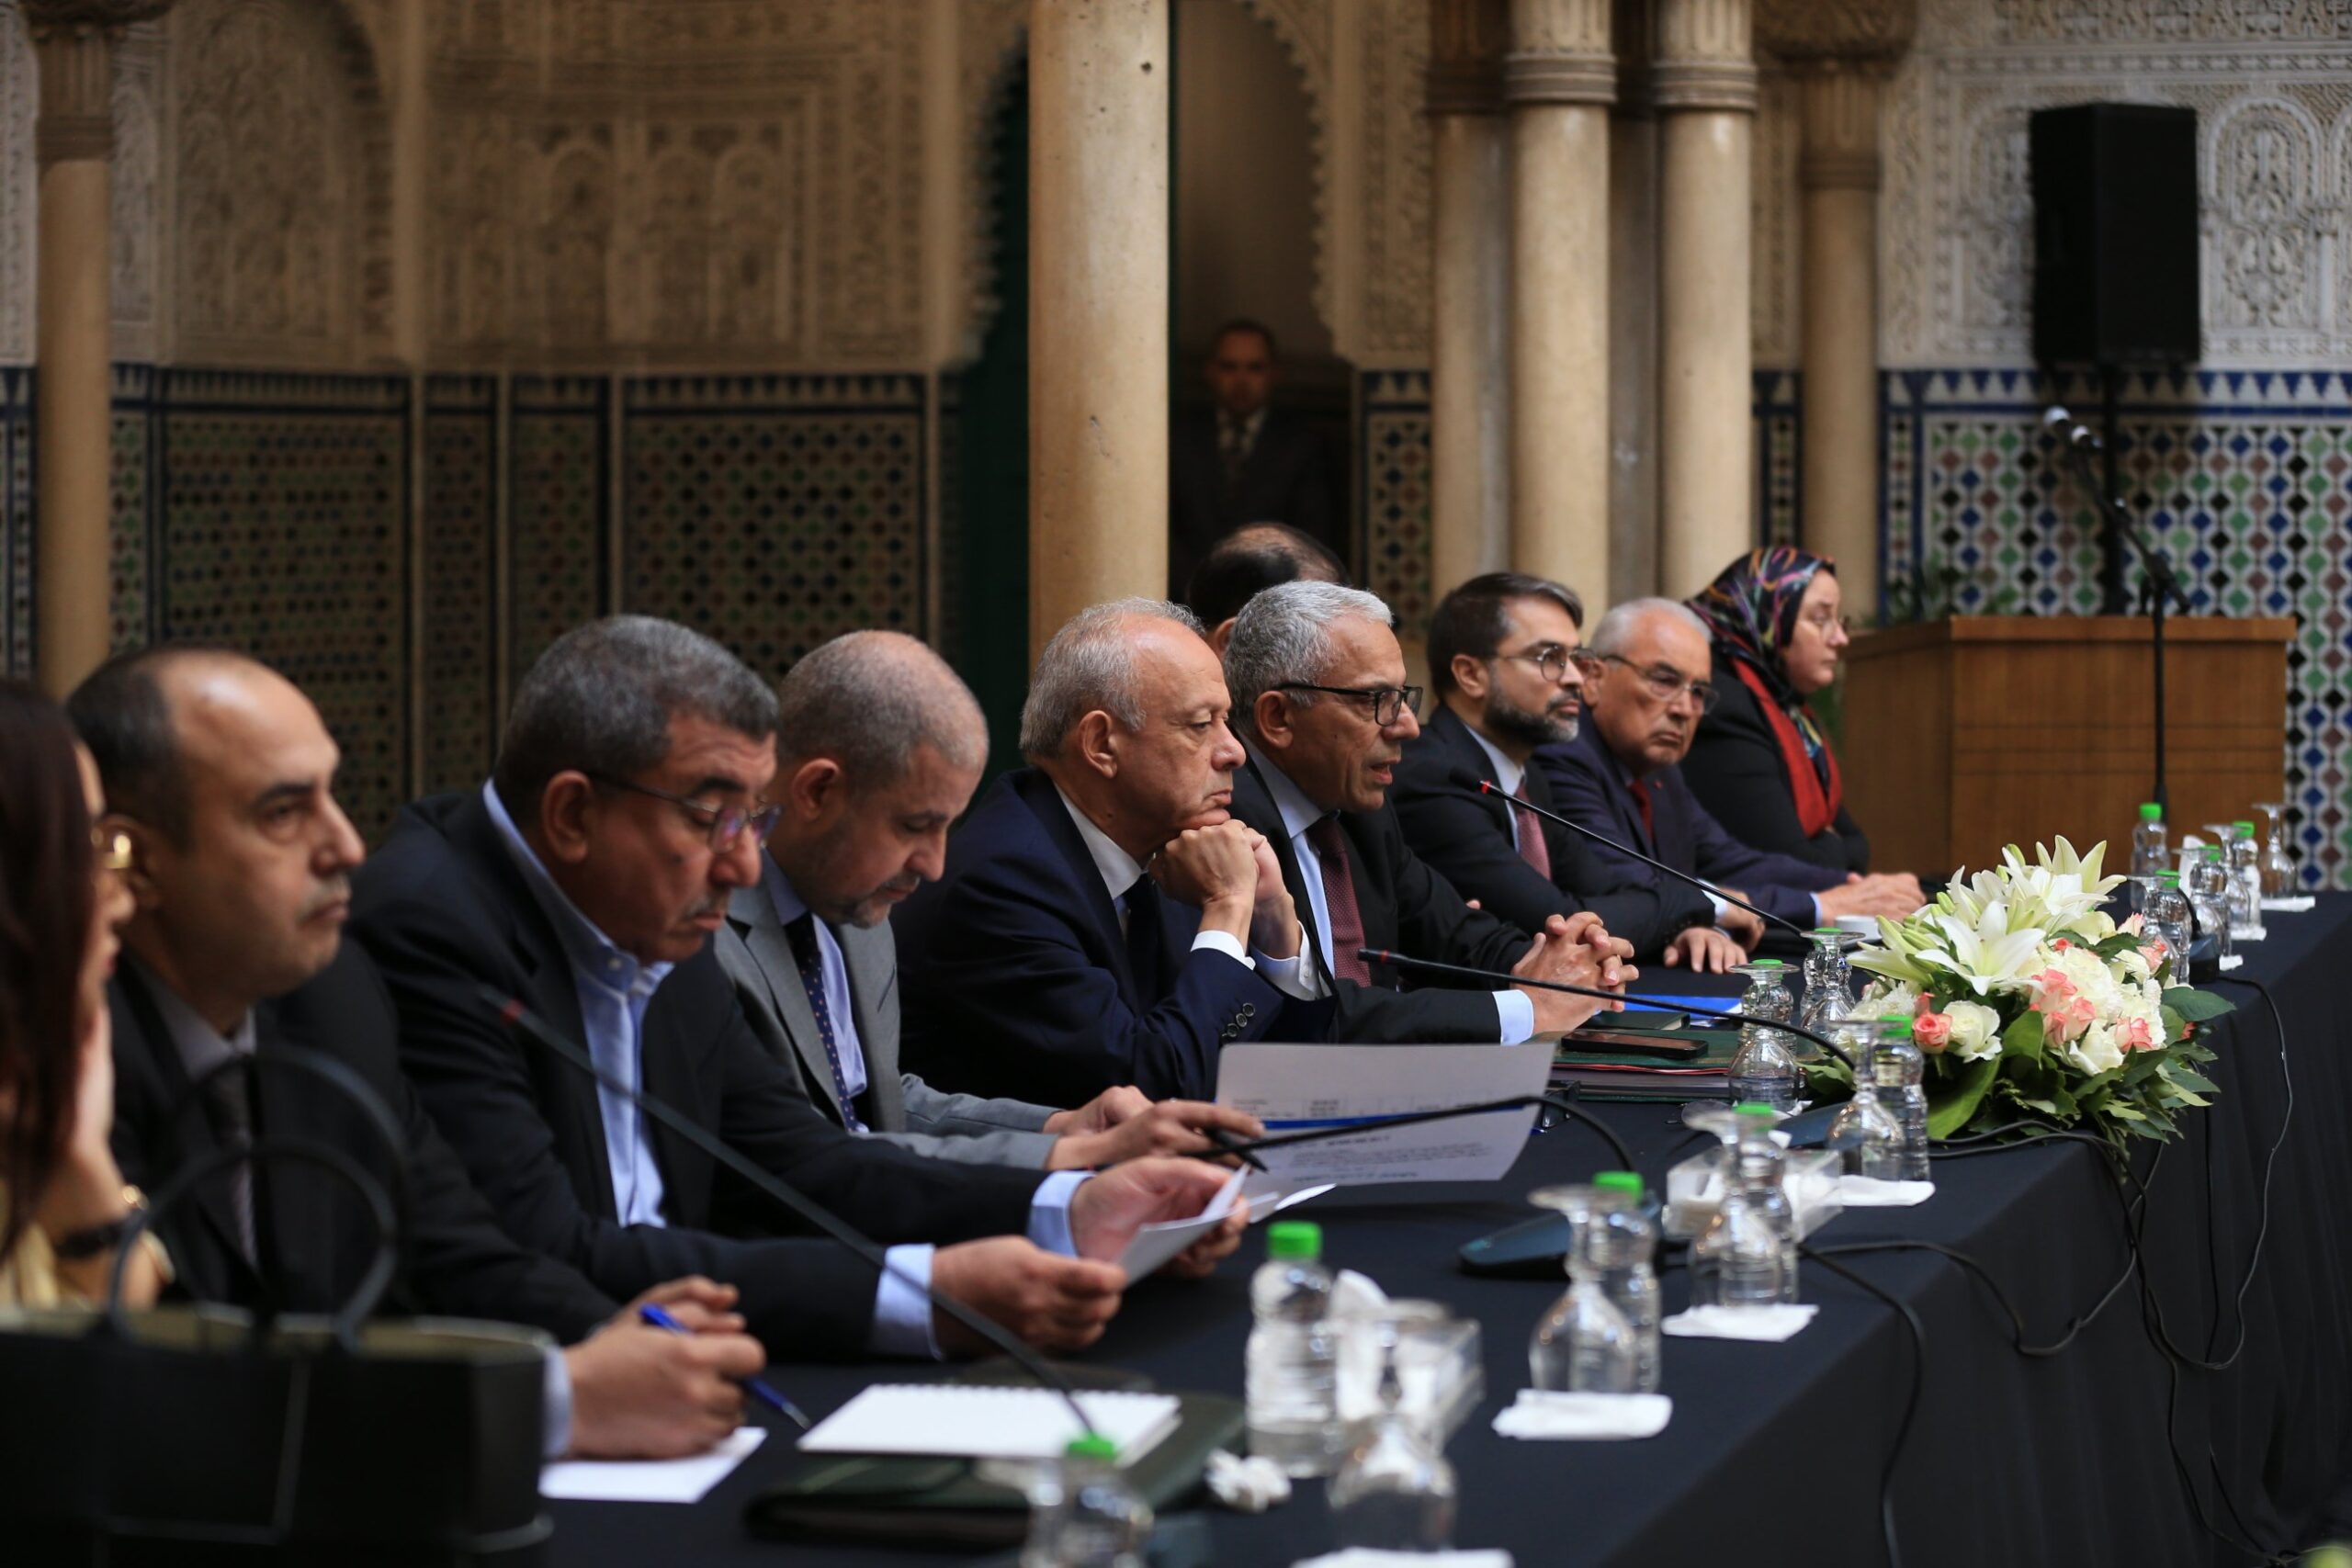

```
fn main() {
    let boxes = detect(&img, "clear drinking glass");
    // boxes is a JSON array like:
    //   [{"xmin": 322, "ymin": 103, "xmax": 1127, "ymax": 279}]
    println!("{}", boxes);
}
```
[
  {"xmin": 2252, "ymin": 802, "xmax": 2295, "ymax": 896},
  {"xmin": 1329, "ymin": 1318, "xmax": 1457, "ymax": 1552},
  {"xmin": 1823, "ymin": 1017, "xmax": 1902, "ymax": 1178},
  {"xmin": 1527, "ymin": 1185, "xmax": 1638, "ymax": 1394},
  {"xmin": 1799, "ymin": 929, "xmax": 1858, "ymax": 1038},
  {"xmin": 1689, "ymin": 1107, "xmax": 1798, "ymax": 1308},
  {"xmin": 1726, "ymin": 961, "xmax": 1801, "ymax": 1111}
]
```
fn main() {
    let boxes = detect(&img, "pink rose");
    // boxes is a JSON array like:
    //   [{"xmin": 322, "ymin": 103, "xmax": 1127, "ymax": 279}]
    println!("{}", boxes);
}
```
[
  {"xmin": 2120, "ymin": 1017, "xmax": 2155, "ymax": 1051},
  {"xmin": 2139, "ymin": 942, "xmax": 2169, "ymax": 970},
  {"xmin": 2120, "ymin": 912, "xmax": 2145, "ymax": 935},
  {"xmin": 2051, "ymin": 938, "xmax": 2072, "ymax": 953},
  {"xmin": 2031, "ymin": 968, "xmax": 2076, "ymax": 1003},
  {"xmin": 1913, "ymin": 1011, "xmax": 1953, "ymax": 1052}
]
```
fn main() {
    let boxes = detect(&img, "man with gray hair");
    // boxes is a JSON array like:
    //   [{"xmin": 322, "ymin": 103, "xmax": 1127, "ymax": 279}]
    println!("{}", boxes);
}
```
[
  {"xmin": 1535, "ymin": 598, "xmax": 1923, "ymax": 931},
  {"xmin": 1225, "ymin": 580, "xmax": 1634, "ymax": 1042},
  {"xmin": 897, "ymin": 599, "xmax": 1326, "ymax": 1107},
  {"xmin": 718, "ymin": 629, "xmax": 1264, "ymax": 1168},
  {"xmin": 352, "ymin": 615, "xmax": 1245, "ymax": 1364}
]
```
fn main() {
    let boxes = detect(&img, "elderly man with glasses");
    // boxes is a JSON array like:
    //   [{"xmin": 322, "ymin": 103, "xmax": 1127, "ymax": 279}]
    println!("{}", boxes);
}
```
[
  {"xmin": 1534, "ymin": 599, "xmax": 1923, "ymax": 933},
  {"xmin": 1223, "ymin": 580, "xmax": 1633, "ymax": 1043},
  {"xmin": 1388, "ymin": 572, "xmax": 1754, "ymax": 974}
]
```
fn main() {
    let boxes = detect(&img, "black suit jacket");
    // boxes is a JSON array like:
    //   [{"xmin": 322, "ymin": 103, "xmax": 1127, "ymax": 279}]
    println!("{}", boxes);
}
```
[
  {"xmin": 1169, "ymin": 408, "xmax": 1338, "ymax": 592},
  {"xmin": 894, "ymin": 768, "xmax": 1302, "ymax": 1105},
  {"xmin": 1681, "ymin": 651, "xmax": 1871, "ymax": 874},
  {"xmin": 1227, "ymin": 751, "xmax": 1533, "ymax": 1043},
  {"xmin": 347, "ymin": 789, "xmax": 1046, "ymax": 1359},
  {"xmin": 108, "ymin": 946, "xmax": 616, "ymax": 1344},
  {"xmin": 1389, "ymin": 707, "xmax": 1714, "ymax": 959}
]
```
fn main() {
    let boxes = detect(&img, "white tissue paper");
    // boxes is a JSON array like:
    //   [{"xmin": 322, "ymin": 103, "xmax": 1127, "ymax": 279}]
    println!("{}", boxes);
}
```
[
  {"xmin": 1329, "ymin": 1269, "xmax": 1390, "ymax": 1317},
  {"xmin": 1661, "ymin": 1303, "xmax": 1818, "ymax": 1341},
  {"xmin": 2261, "ymin": 896, "xmax": 2315, "ymax": 914},
  {"xmin": 1490, "ymin": 1389, "xmax": 1673, "ymax": 1441},
  {"xmin": 1836, "ymin": 1176, "xmax": 1936, "ymax": 1207},
  {"xmin": 1291, "ymin": 1552, "xmax": 1514, "ymax": 1568},
  {"xmin": 1204, "ymin": 1450, "xmax": 1292, "ymax": 1512}
]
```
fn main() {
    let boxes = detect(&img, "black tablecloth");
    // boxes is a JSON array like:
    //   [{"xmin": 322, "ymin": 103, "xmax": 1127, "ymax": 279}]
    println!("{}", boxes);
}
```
[{"xmin": 548, "ymin": 897, "xmax": 2352, "ymax": 1567}]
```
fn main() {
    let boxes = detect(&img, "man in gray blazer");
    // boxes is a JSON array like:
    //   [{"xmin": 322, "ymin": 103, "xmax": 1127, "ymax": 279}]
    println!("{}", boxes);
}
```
[{"xmin": 718, "ymin": 630, "xmax": 1261, "ymax": 1170}]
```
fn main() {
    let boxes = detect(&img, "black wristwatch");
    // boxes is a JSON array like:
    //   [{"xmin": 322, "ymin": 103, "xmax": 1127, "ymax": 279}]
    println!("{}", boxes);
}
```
[{"xmin": 51, "ymin": 1185, "xmax": 147, "ymax": 1261}]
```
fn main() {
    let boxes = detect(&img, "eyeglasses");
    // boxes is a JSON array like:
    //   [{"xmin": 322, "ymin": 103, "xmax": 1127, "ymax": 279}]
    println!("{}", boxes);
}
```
[
  {"xmin": 589, "ymin": 774, "xmax": 783, "ymax": 851},
  {"xmin": 1276, "ymin": 682, "xmax": 1424, "ymax": 728},
  {"xmin": 1498, "ymin": 647, "xmax": 1600, "ymax": 685},
  {"xmin": 92, "ymin": 825, "xmax": 133, "ymax": 873},
  {"xmin": 1594, "ymin": 654, "xmax": 1718, "ymax": 713}
]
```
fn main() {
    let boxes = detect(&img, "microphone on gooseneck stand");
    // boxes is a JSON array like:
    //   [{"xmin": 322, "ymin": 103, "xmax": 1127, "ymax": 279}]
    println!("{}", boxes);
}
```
[
  {"xmin": 1356, "ymin": 946, "xmax": 1857, "ymax": 1071},
  {"xmin": 1442, "ymin": 766, "xmax": 1809, "ymax": 938},
  {"xmin": 480, "ymin": 987, "xmax": 1102, "ymax": 1440}
]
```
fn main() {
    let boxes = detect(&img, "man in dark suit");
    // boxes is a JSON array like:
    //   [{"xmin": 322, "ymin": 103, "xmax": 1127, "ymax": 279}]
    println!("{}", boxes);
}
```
[
  {"xmin": 1170, "ymin": 320, "xmax": 1339, "ymax": 594},
  {"xmin": 1534, "ymin": 600, "xmax": 1923, "ymax": 930},
  {"xmin": 1185, "ymin": 522, "xmax": 1347, "ymax": 657},
  {"xmin": 74, "ymin": 646, "xmax": 765, "ymax": 1461},
  {"xmin": 350, "ymin": 616, "xmax": 1242, "ymax": 1364},
  {"xmin": 1221, "ymin": 580, "xmax": 1634, "ymax": 1043},
  {"xmin": 719, "ymin": 628, "xmax": 1262, "ymax": 1168},
  {"xmin": 898, "ymin": 600, "xmax": 1321, "ymax": 1106},
  {"xmin": 1390, "ymin": 572, "xmax": 1752, "ymax": 971}
]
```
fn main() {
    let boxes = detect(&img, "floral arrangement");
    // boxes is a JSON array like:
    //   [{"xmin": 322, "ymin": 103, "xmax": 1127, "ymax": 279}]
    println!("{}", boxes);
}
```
[{"xmin": 1824, "ymin": 838, "xmax": 2232, "ymax": 1143}]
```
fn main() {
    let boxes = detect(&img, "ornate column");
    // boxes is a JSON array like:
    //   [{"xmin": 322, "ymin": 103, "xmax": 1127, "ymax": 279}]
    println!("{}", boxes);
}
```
[
  {"xmin": 1427, "ymin": 0, "xmax": 1511, "ymax": 597},
  {"xmin": 1028, "ymin": 0, "xmax": 1170, "ymax": 655},
  {"xmin": 1760, "ymin": 1, "xmax": 1914, "ymax": 613},
  {"xmin": 1504, "ymin": 0, "xmax": 1614, "ymax": 604},
  {"xmin": 25, "ymin": 1, "xmax": 168, "ymax": 695},
  {"xmin": 1607, "ymin": 0, "xmax": 1657, "ymax": 604},
  {"xmin": 1651, "ymin": 0, "xmax": 1756, "ymax": 597}
]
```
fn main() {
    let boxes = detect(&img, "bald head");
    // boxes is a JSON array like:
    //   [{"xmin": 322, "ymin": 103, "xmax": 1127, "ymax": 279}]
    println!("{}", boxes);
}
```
[
  {"xmin": 68, "ymin": 645, "xmax": 277, "ymax": 847},
  {"xmin": 776, "ymin": 630, "xmax": 987, "ymax": 785}
]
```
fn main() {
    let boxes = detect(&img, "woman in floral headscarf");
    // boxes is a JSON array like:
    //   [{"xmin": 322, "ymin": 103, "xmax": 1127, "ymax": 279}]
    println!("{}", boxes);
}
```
[{"xmin": 1681, "ymin": 545, "xmax": 1875, "ymax": 874}]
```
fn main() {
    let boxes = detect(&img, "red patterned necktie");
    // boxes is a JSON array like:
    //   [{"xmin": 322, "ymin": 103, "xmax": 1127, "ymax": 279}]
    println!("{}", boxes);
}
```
[
  {"xmin": 1511, "ymin": 775, "xmax": 1552, "ymax": 880},
  {"xmin": 1305, "ymin": 817, "xmax": 1374, "ymax": 986}
]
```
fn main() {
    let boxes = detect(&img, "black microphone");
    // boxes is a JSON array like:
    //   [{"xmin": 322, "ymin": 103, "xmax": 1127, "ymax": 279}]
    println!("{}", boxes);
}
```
[
  {"xmin": 1199, "ymin": 1091, "xmax": 1634, "ymax": 1173},
  {"xmin": 1357, "ymin": 946, "xmax": 1858, "ymax": 1071},
  {"xmin": 2042, "ymin": 404, "xmax": 2102, "ymax": 454},
  {"xmin": 1446, "ymin": 766, "xmax": 1808, "ymax": 937},
  {"xmin": 481, "ymin": 987, "xmax": 1102, "ymax": 1439}
]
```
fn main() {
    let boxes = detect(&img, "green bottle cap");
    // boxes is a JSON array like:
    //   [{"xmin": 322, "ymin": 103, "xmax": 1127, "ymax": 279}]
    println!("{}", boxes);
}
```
[
  {"xmin": 2155, "ymin": 870, "xmax": 2180, "ymax": 885},
  {"xmin": 2139, "ymin": 802, "xmax": 2163, "ymax": 821},
  {"xmin": 1067, "ymin": 1434, "xmax": 1120, "ymax": 1461},
  {"xmin": 1593, "ymin": 1171, "xmax": 1644, "ymax": 1196},
  {"xmin": 1733, "ymin": 1102, "xmax": 1778, "ymax": 1119},
  {"xmin": 2233, "ymin": 819, "xmax": 2256, "ymax": 833},
  {"xmin": 1813, "ymin": 925, "xmax": 1841, "ymax": 936},
  {"xmin": 2202, "ymin": 843, "xmax": 2223, "ymax": 861},
  {"xmin": 1880, "ymin": 1015, "xmax": 1915, "ymax": 1038},
  {"xmin": 1752, "ymin": 958, "xmax": 1784, "ymax": 969},
  {"xmin": 1267, "ymin": 1221, "xmax": 1322, "ymax": 1261}
]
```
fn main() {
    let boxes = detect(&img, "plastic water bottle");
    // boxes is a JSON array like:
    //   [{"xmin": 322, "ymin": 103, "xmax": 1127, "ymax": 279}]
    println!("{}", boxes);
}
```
[
  {"xmin": 1825, "ymin": 1017, "xmax": 1903, "ymax": 1179},
  {"xmin": 2187, "ymin": 844, "xmax": 2233, "ymax": 964},
  {"xmin": 1020, "ymin": 1435, "xmax": 1151, "ymax": 1568},
  {"xmin": 1690, "ymin": 1106, "xmax": 1798, "ymax": 1308},
  {"xmin": 1245, "ymin": 1221, "xmax": 1340, "ymax": 1476},
  {"xmin": 1726, "ymin": 961, "xmax": 1801, "ymax": 1112},
  {"xmin": 1591, "ymin": 1171, "xmax": 1662, "ymax": 1393},
  {"xmin": 2132, "ymin": 802, "xmax": 2169, "ymax": 880},
  {"xmin": 1873, "ymin": 1015, "xmax": 1931, "ymax": 1182},
  {"xmin": 2227, "ymin": 821, "xmax": 2266, "ymax": 942},
  {"xmin": 1527, "ymin": 1185, "xmax": 1637, "ymax": 1393},
  {"xmin": 2143, "ymin": 871, "xmax": 2191, "ymax": 979}
]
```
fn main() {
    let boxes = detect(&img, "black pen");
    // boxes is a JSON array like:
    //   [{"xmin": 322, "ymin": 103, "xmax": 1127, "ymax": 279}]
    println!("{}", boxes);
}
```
[
  {"xmin": 639, "ymin": 1303, "xmax": 810, "ymax": 1430},
  {"xmin": 1201, "ymin": 1125, "xmax": 1270, "ymax": 1172}
]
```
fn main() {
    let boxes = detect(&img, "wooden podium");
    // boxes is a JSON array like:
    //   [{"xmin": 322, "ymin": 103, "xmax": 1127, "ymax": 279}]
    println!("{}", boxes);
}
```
[{"xmin": 1838, "ymin": 616, "xmax": 2292, "ymax": 876}]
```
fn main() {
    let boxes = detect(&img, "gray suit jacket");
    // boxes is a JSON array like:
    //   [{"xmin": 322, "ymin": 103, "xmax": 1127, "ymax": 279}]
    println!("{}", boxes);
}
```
[{"xmin": 718, "ymin": 882, "xmax": 1062, "ymax": 1168}]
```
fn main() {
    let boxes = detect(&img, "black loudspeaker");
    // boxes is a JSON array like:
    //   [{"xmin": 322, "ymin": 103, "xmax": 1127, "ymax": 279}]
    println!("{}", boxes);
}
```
[{"xmin": 2030, "ymin": 104, "xmax": 2201, "ymax": 367}]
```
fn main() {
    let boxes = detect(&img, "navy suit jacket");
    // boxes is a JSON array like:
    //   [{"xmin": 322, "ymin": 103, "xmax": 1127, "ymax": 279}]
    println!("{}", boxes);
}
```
[
  {"xmin": 893, "ymin": 768, "xmax": 1301, "ymax": 1105},
  {"xmin": 1389, "ymin": 706, "xmax": 1713, "ymax": 959},
  {"xmin": 348, "ymin": 789, "xmax": 1044, "ymax": 1359},
  {"xmin": 1169, "ymin": 408, "xmax": 1339, "ymax": 592},
  {"xmin": 1533, "ymin": 721, "xmax": 1844, "ymax": 929}
]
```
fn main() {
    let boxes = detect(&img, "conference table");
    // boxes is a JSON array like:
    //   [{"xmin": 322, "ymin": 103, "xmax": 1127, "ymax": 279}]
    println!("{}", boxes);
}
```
[{"xmin": 548, "ymin": 896, "xmax": 2352, "ymax": 1567}]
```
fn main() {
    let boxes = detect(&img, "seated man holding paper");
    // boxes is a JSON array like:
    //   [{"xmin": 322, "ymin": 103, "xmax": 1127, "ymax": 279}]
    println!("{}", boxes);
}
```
[
  {"xmin": 718, "ymin": 627, "xmax": 1262, "ymax": 1168},
  {"xmin": 896, "ymin": 599, "xmax": 1328, "ymax": 1107},
  {"xmin": 350, "ymin": 616, "xmax": 1243, "ymax": 1365},
  {"xmin": 1389, "ymin": 571, "xmax": 1749, "ymax": 973},
  {"xmin": 1221, "ymin": 580, "xmax": 1634, "ymax": 1043},
  {"xmin": 1534, "ymin": 599, "xmax": 1923, "ymax": 931}
]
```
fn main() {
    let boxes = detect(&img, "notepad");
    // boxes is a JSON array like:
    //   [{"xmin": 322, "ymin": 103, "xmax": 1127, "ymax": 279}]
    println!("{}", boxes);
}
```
[{"xmin": 796, "ymin": 1384, "xmax": 1182, "ymax": 1464}]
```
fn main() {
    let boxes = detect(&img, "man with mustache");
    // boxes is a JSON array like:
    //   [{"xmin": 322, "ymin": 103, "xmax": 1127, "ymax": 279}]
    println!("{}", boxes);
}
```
[
  {"xmin": 1223, "ymin": 580, "xmax": 1633, "ymax": 1042},
  {"xmin": 1389, "ymin": 573, "xmax": 1752, "ymax": 973},
  {"xmin": 719, "ymin": 629, "xmax": 1263, "ymax": 1168},
  {"xmin": 896, "ymin": 600, "xmax": 1321, "ymax": 1106},
  {"xmin": 350, "ymin": 616, "xmax": 1242, "ymax": 1364},
  {"xmin": 78, "ymin": 647, "xmax": 769, "ymax": 1461}
]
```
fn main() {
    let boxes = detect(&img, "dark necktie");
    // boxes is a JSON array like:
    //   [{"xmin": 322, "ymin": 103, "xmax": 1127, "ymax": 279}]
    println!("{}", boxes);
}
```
[
  {"xmin": 784, "ymin": 913, "xmax": 865, "ymax": 1133},
  {"xmin": 1217, "ymin": 413, "xmax": 1250, "ymax": 489},
  {"xmin": 1625, "ymin": 773, "xmax": 1657, "ymax": 844},
  {"xmin": 1122, "ymin": 874, "xmax": 1166, "ymax": 997},
  {"xmin": 1305, "ymin": 817, "xmax": 1374, "ymax": 986},
  {"xmin": 1512, "ymin": 775, "xmax": 1553, "ymax": 880},
  {"xmin": 195, "ymin": 1059, "xmax": 258, "ymax": 1265}
]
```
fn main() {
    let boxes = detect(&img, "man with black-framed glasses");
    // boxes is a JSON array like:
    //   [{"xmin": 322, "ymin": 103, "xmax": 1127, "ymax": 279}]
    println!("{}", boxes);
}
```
[
  {"xmin": 1536, "ymin": 599, "xmax": 1923, "ymax": 932},
  {"xmin": 1390, "ymin": 572, "xmax": 1752, "ymax": 973},
  {"xmin": 1224, "ymin": 581, "xmax": 1634, "ymax": 1043}
]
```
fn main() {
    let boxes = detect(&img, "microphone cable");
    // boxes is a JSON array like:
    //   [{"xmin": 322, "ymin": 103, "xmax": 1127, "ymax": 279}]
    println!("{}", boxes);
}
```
[{"xmin": 1798, "ymin": 1243, "xmax": 1925, "ymax": 1568}]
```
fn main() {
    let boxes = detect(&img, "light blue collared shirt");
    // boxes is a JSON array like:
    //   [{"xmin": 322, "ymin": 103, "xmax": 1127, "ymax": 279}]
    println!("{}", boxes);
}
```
[{"xmin": 1251, "ymin": 754, "xmax": 1533, "ymax": 1043}]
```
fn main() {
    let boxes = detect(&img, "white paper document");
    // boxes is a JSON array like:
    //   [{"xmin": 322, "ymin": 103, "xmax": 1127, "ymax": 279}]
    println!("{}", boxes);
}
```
[
  {"xmin": 1215, "ymin": 1042, "xmax": 1554, "ymax": 1190},
  {"xmin": 1117, "ymin": 1166, "xmax": 1246, "ymax": 1277},
  {"xmin": 540, "ymin": 1426, "xmax": 766, "ymax": 1505},
  {"xmin": 797, "ymin": 1384, "xmax": 1181, "ymax": 1462}
]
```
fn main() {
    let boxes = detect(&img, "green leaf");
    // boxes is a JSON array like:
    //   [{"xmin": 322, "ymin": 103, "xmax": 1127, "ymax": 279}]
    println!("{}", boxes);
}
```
[
  {"xmin": 2164, "ymin": 1065, "xmax": 2221, "ymax": 1096},
  {"xmin": 1999, "ymin": 1011, "xmax": 2046, "ymax": 1061},
  {"xmin": 1927, "ymin": 1055, "xmax": 2001, "ymax": 1138},
  {"xmin": 2162, "ymin": 987, "xmax": 2235, "ymax": 1022},
  {"xmin": 2090, "ymin": 932, "xmax": 2143, "ymax": 961}
]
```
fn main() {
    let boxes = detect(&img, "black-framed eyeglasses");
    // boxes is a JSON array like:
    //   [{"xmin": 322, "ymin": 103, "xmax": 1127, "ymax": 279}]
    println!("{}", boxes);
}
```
[
  {"xmin": 588, "ymin": 774, "xmax": 782, "ymax": 850},
  {"xmin": 1277, "ymin": 682, "xmax": 1424, "ymax": 728},
  {"xmin": 1594, "ymin": 654, "xmax": 1718, "ymax": 713},
  {"xmin": 1497, "ymin": 646, "xmax": 1598, "ymax": 685}
]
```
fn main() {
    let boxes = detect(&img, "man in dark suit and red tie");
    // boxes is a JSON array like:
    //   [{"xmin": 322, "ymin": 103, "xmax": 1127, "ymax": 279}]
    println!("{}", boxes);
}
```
[{"xmin": 1169, "ymin": 320, "xmax": 1340, "ymax": 595}]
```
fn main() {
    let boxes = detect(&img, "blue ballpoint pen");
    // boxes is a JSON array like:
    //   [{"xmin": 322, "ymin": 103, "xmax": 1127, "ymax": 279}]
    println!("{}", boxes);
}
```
[{"xmin": 639, "ymin": 1303, "xmax": 811, "ymax": 1430}]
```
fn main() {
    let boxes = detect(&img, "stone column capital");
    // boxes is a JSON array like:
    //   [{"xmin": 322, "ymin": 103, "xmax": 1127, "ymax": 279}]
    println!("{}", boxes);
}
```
[
  {"xmin": 1792, "ymin": 57, "xmax": 1891, "ymax": 190},
  {"xmin": 1429, "ymin": 0, "xmax": 1510, "ymax": 117},
  {"xmin": 1754, "ymin": 0, "xmax": 1916, "ymax": 66},
  {"xmin": 1651, "ymin": 0, "xmax": 1756, "ymax": 115},
  {"xmin": 25, "ymin": 1, "xmax": 170, "ymax": 164},
  {"xmin": 1504, "ymin": 0, "xmax": 1614, "ymax": 109},
  {"xmin": 20, "ymin": 0, "xmax": 174, "ymax": 38}
]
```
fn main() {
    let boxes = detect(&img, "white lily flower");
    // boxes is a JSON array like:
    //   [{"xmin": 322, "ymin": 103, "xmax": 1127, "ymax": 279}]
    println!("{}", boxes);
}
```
[{"xmin": 1910, "ymin": 906, "xmax": 2049, "ymax": 996}]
